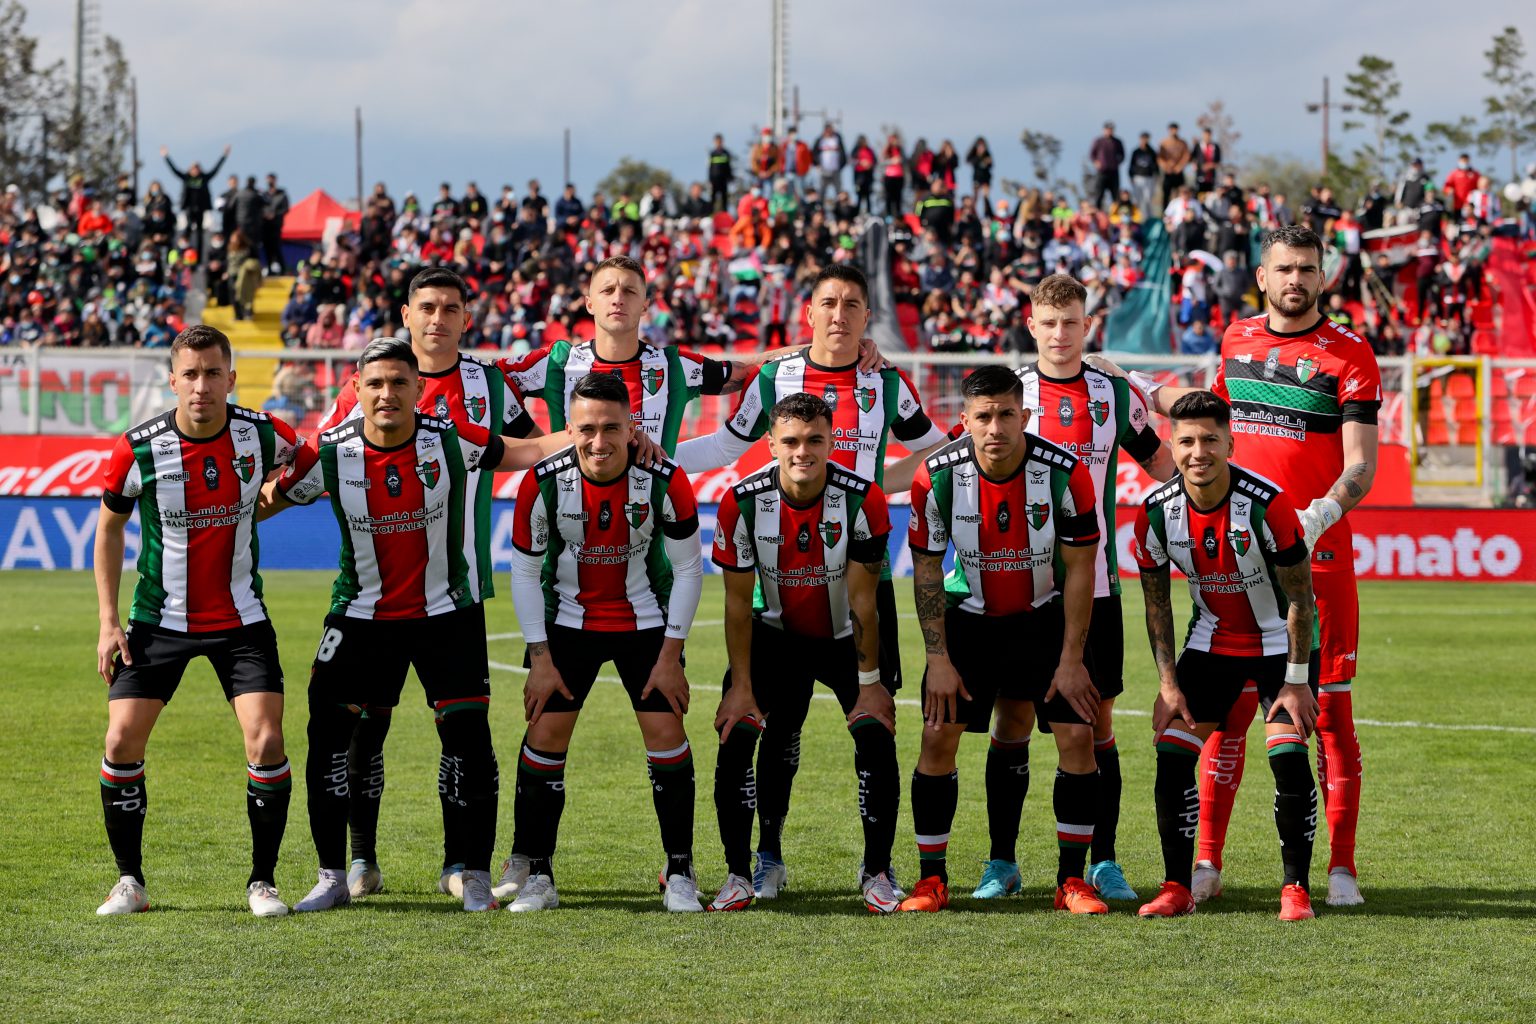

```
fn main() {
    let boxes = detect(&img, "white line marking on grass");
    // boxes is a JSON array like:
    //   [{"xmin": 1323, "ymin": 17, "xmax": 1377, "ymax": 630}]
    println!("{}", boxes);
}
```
[{"xmin": 488, "ymin": 664, "xmax": 1535, "ymax": 733}]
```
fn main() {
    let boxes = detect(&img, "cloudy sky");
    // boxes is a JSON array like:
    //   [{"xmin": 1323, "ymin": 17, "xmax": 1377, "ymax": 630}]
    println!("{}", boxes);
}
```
[{"xmin": 27, "ymin": 1, "xmax": 1536, "ymax": 203}]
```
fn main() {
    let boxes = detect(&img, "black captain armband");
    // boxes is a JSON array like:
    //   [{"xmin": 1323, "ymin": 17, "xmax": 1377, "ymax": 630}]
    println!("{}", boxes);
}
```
[
  {"xmin": 102, "ymin": 490, "xmax": 135, "ymax": 514},
  {"xmin": 1341, "ymin": 400, "xmax": 1380, "ymax": 425}
]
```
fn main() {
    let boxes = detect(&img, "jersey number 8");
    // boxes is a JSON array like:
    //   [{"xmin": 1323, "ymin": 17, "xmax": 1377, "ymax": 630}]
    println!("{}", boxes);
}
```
[{"xmin": 315, "ymin": 627, "xmax": 344, "ymax": 663}]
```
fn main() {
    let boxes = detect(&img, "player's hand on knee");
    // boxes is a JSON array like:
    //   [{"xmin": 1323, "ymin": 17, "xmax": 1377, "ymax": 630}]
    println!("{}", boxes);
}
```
[
  {"xmin": 923, "ymin": 659, "xmax": 968, "ymax": 731},
  {"xmin": 524, "ymin": 662, "xmax": 572, "ymax": 725},
  {"xmin": 1268, "ymin": 684, "xmax": 1319, "ymax": 739},
  {"xmin": 98, "ymin": 624, "xmax": 131, "ymax": 685},
  {"xmin": 642, "ymin": 657, "xmax": 690, "ymax": 718},
  {"xmin": 850, "ymin": 684, "xmax": 896, "ymax": 735},
  {"xmin": 714, "ymin": 685, "xmax": 760, "ymax": 741},
  {"xmin": 1152, "ymin": 682, "xmax": 1195, "ymax": 734},
  {"xmin": 1046, "ymin": 662, "xmax": 1100, "ymax": 725}
]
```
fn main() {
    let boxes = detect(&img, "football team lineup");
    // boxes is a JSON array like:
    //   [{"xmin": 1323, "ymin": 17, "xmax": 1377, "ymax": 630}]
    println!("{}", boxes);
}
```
[{"xmin": 94, "ymin": 232, "xmax": 1385, "ymax": 920}]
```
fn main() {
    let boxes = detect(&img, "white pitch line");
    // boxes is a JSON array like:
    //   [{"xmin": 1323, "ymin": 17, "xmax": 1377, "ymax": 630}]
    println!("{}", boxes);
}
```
[{"xmin": 485, "ymin": 663, "xmax": 1536, "ymax": 734}]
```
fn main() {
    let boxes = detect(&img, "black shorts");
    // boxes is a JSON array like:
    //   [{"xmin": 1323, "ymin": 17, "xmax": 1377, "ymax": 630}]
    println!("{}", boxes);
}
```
[
  {"xmin": 308, "ymin": 604, "xmax": 490, "ymax": 710},
  {"xmin": 528, "ymin": 624, "xmax": 678, "ymax": 714},
  {"xmin": 109, "ymin": 620, "xmax": 284, "ymax": 704},
  {"xmin": 1087, "ymin": 595, "xmax": 1124, "ymax": 700},
  {"xmin": 923, "ymin": 603, "xmax": 1094, "ymax": 733},
  {"xmin": 876, "ymin": 576, "xmax": 902, "ymax": 692},
  {"xmin": 720, "ymin": 623, "xmax": 861, "ymax": 728},
  {"xmin": 1175, "ymin": 648, "xmax": 1322, "ymax": 726}
]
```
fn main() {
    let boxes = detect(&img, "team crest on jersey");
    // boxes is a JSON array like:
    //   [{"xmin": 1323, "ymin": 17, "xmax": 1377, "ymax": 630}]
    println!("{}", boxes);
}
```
[
  {"xmin": 1088, "ymin": 399, "xmax": 1109, "ymax": 426},
  {"xmin": 385, "ymin": 464, "xmax": 403, "ymax": 497},
  {"xmin": 598, "ymin": 499, "xmax": 613, "ymax": 530},
  {"xmin": 435, "ymin": 394, "xmax": 451, "ymax": 418},
  {"xmin": 1263, "ymin": 348, "xmax": 1281, "ymax": 380},
  {"xmin": 624, "ymin": 501, "xmax": 650, "ymax": 527},
  {"xmin": 1202, "ymin": 525, "xmax": 1219, "ymax": 559},
  {"xmin": 818, "ymin": 520, "xmax": 843, "ymax": 547},
  {"xmin": 1295, "ymin": 356, "xmax": 1319, "ymax": 384},
  {"xmin": 1227, "ymin": 527, "xmax": 1252, "ymax": 555},
  {"xmin": 232, "ymin": 452, "xmax": 256, "ymax": 483},
  {"xmin": 822, "ymin": 384, "xmax": 839, "ymax": 411},
  {"xmin": 796, "ymin": 522, "xmax": 812, "ymax": 552},
  {"xmin": 416, "ymin": 459, "xmax": 441, "ymax": 488},
  {"xmin": 996, "ymin": 500, "xmax": 1012, "ymax": 533},
  {"xmin": 854, "ymin": 386, "xmax": 876, "ymax": 413},
  {"xmin": 1026, "ymin": 502, "xmax": 1049, "ymax": 530},
  {"xmin": 641, "ymin": 366, "xmax": 665, "ymax": 396},
  {"xmin": 202, "ymin": 456, "xmax": 220, "ymax": 491},
  {"xmin": 466, "ymin": 395, "xmax": 487, "ymax": 422},
  {"xmin": 1057, "ymin": 396, "xmax": 1074, "ymax": 426}
]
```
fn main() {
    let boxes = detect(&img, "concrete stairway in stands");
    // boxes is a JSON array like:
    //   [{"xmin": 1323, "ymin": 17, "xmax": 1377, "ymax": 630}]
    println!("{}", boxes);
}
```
[{"xmin": 199, "ymin": 277, "xmax": 291, "ymax": 410}]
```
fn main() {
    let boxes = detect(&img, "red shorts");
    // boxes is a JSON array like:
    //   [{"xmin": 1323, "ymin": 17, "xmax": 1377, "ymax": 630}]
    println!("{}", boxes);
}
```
[{"xmin": 1312, "ymin": 568, "xmax": 1360, "ymax": 685}]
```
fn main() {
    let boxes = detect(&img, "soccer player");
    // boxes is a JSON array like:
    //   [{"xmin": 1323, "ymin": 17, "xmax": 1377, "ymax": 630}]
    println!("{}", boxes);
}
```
[
  {"xmin": 969, "ymin": 273, "xmax": 1173, "ymax": 905},
  {"xmin": 500, "ymin": 254, "xmax": 883, "ymax": 452},
  {"xmin": 94, "ymin": 324, "xmax": 300, "ymax": 918},
  {"xmin": 709, "ymin": 393, "xmax": 900, "ymax": 913},
  {"xmin": 898, "ymin": 366, "xmax": 1105, "ymax": 914},
  {"xmin": 1111, "ymin": 224, "xmax": 1378, "ymax": 906},
  {"xmin": 502, "ymin": 372, "xmax": 705, "ymax": 913},
  {"xmin": 315, "ymin": 266, "xmax": 539, "ymax": 901},
  {"xmin": 676, "ymin": 263, "xmax": 950, "ymax": 899},
  {"xmin": 1132, "ymin": 391, "xmax": 1321, "ymax": 921},
  {"xmin": 264, "ymin": 338, "xmax": 581, "ymax": 913}
]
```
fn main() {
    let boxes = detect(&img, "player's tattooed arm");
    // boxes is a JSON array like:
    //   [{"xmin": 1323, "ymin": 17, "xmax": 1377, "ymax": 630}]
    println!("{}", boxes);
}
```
[
  {"xmin": 527, "ymin": 641, "xmax": 549, "ymax": 659},
  {"xmin": 1140, "ymin": 565, "xmax": 1178, "ymax": 685},
  {"xmin": 1325, "ymin": 422, "xmax": 1379, "ymax": 514},
  {"xmin": 1275, "ymin": 558, "xmax": 1316, "ymax": 668},
  {"xmin": 912, "ymin": 551, "xmax": 948, "ymax": 656}
]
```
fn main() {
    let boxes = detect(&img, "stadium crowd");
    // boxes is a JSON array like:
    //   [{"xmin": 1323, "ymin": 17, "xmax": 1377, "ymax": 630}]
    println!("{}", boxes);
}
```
[{"xmin": 4, "ymin": 126, "xmax": 1534, "ymax": 366}]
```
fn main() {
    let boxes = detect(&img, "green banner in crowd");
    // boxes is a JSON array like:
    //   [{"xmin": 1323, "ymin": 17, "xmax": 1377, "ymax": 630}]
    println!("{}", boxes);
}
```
[{"xmin": 1106, "ymin": 220, "xmax": 1171, "ymax": 354}]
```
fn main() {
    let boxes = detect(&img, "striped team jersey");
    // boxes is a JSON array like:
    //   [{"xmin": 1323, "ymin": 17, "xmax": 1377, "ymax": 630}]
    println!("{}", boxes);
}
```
[
  {"xmin": 102, "ymin": 407, "xmax": 299, "ymax": 632},
  {"xmin": 317, "ymin": 354, "xmax": 534, "ymax": 602},
  {"xmin": 712, "ymin": 464, "xmax": 891, "ymax": 639},
  {"xmin": 278, "ymin": 415, "xmax": 497, "ymax": 620},
  {"xmin": 1212, "ymin": 315, "xmax": 1382, "ymax": 569},
  {"xmin": 500, "ymin": 340, "xmax": 730, "ymax": 452},
  {"xmin": 1131, "ymin": 464, "xmax": 1311, "ymax": 657},
  {"xmin": 512, "ymin": 449, "xmax": 699, "ymax": 635},
  {"xmin": 908, "ymin": 435, "xmax": 1100, "ymax": 616},
  {"xmin": 1018, "ymin": 364, "xmax": 1162, "ymax": 597},
  {"xmin": 723, "ymin": 353, "xmax": 948, "ymax": 484}
]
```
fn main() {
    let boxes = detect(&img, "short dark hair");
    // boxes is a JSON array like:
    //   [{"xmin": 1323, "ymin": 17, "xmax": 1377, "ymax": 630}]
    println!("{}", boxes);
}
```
[
  {"xmin": 769, "ymin": 392, "xmax": 833, "ymax": 431},
  {"xmin": 1260, "ymin": 224, "xmax": 1324, "ymax": 265},
  {"xmin": 570, "ymin": 370, "xmax": 630, "ymax": 406},
  {"xmin": 358, "ymin": 336, "xmax": 418, "ymax": 373},
  {"xmin": 592, "ymin": 255, "xmax": 645, "ymax": 289},
  {"xmin": 961, "ymin": 365, "xmax": 1023, "ymax": 404},
  {"xmin": 809, "ymin": 262, "xmax": 869, "ymax": 304},
  {"xmin": 1168, "ymin": 389, "xmax": 1230, "ymax": 428},
  {"xmin": 408, "ymin": 266, "xmax": 469, "ymax": 304},
  {"xmin": 171, "ymin": 324, "xmax": 232, "ymax": 364}
]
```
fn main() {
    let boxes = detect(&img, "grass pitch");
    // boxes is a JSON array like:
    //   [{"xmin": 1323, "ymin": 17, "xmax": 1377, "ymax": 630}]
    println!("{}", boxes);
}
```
[{"xmin": 2, "ymin": 572, "xmax": 1533, "ymax": 1024}]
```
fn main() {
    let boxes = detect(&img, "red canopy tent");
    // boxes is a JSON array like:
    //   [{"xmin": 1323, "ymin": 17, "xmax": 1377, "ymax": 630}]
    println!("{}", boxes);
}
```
[{"xmin": 281, "ymin": 189, "xmax": 361, "ymax": 242}]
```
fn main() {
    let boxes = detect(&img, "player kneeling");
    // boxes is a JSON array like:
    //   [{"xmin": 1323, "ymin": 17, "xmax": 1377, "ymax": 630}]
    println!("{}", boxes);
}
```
[
  {"xmin": 710, "ymin": 394, "xmax": 900, "ymax": 913},
  {"xmin": 499, "ymin": 372, "xmax": 705, "ymax": 913},
  {"xmin": 1132, "ymin": 392, "xmax": 1321, "ymax": 921},
  {"xmin": 899, "ymin": 367, "xmax": 1106, "ymax": 914}
]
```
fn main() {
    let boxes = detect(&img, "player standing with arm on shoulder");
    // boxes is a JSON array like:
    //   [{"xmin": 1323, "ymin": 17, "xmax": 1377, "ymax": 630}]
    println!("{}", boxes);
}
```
[
  {"xmin": 1132, "ymin": 391, "xmax": 1321, "ymax": 921},
  {"xmin": 263, "ymin": 338, "xmax": 564, "ymax": 913},
  {"xmin": 94, "ymin": 325, "xmax": 299, "ymax": 918},
  {"xmin": 1106, "ymin": 225, "xmax": 1376, "ymax": 906},
  {"xmin": 676, "ymin": 263, "xmax": 950, "ymax": 899},
  {"xmin": 500, "ymin": 372, "xmax": 706, "ymax": 913},
  {"xmin": 897, "ymin": 367, "xmax": 1105, "ymax": 914},
  {"xmin": 973, "ymin": 273, "xmax": 1173, "ymax": 905},
  {"xmin": 314, "ymin": 266, "xmax": 540, "ymax": 900},
  {"xmin": 709, "ymin": 394, "xmax": 900, "ymax": 913}
]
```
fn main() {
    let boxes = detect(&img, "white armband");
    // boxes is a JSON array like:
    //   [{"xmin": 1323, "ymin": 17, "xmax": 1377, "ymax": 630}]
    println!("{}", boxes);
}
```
[
  {"xmin": 858, "ymin": 669, "xmax": 881, "ymax": 687},
  {"xmin": 1284, "ymin": 662, "xmax": 1309, "ymax": 686}
]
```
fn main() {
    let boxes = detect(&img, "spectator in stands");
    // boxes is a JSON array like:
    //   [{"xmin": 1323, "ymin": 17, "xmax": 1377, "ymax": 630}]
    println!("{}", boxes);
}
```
[
  {"xmin": 707, "ymin": 134, "xmax": 734, "ymax": 212},
  {"xmin": 262, "ymin": 174, "xmax": 290, "ymax": 273},
  {"xmin": 1193, "ymin": 126, "xmax": 1221, "ymax": 197},
  {"xmin": 1157, "ymin": 122, "xmax": 1191, "ymax": 210},
  {"xmin": 228, "ymin": 229, "xmax": 261, "ymax": 321},
  {"xmin": 1443, "ymin": 154, "xmax": 1479, "ymax": 214},
  {"xmin": 1213, "ymin": 250, "xmax": 1247, "ymax": 326},
  {"xmin": 1179, "ymin": 316, "xmax": 1217, "ymax": 355},
  {"xmin": 1127, "ymin": 131, "xmax": 1158, "ymax": 217},
  {"xmin": 815, "ymin": 123, "xmax": 847, "ymax": 197},
  {"xmin": 751, "ymin": 129, "xmax": 781, "ymax": 191},
  {"xmin": 882, "ymin": 134, "xmax": 907, "ymax": 215},
  {"xmin": 1396, "ymin": 158, "xmax": 1429, "ymax": 213},
  {"xmin": 161, "ymin": 144, "xmax": 230, "ymax": 255},
  {"xmin": 849, "ymin": 134, "xmax": 877, "ymax": 213},
  {"xmin": 965, "ymin": 136, "xmax": 993, "ymax": 200},
  {"xmin": 1089, "ymin": 121, "xmax": 1124, "ymax": 208}
]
